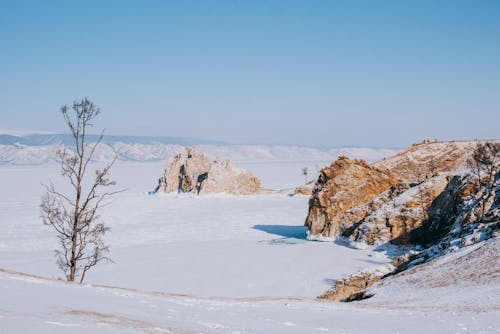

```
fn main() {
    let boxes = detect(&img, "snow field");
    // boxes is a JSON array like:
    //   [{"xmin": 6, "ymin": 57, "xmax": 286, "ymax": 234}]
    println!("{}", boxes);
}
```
[{"xmin": 0, "ymin": 161, "xmax": 498, "ymax": 333}]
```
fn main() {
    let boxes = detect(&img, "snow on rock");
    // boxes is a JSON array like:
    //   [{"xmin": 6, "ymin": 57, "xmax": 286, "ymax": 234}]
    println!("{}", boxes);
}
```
[
  {"xmin": 372, "ymin": 140, "xmax": 488, "ymax": 182},
  {"xmin": 305, "ymin": 140, "xmax": 500, "ymax": 242},
  {"xmin": 349, "ymin": 175, "xmax": 450, "ymax": 245},
  {"xmin": 156, "ymin": 147, "xmax": 262, "ymax": 194},
  {"xmin": 319, "ymin": 170, "xmax": 500, "ymax": 302}
]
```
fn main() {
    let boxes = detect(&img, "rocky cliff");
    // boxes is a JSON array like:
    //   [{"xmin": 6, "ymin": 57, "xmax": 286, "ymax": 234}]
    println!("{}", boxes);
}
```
[
  {"xmin": 309, "ymin": 140, "xmax": 500, "ymax": 302},
  {"xmin": 305, "ymin": 141, "xmax": 497, "ymax": 241},
  {"xmin": 305, "ymin": 156, "xmax": 400, "ymax": 238},
  {"xmin": 373, "ymin": 140, "xmax": 476, "ymax": 182},
  {"xmin": 156, "ymin": 147, "xmax": 262, "ymax": 195},
  {"xmin": 320, "ymin": 171, "xmax": 499, "ymax": 301}
]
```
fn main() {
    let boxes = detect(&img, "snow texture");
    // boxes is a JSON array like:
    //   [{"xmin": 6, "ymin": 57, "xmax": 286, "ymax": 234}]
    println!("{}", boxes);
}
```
[{"xmin": 0, "ymin": 161, "xmax": 498, "ymax": 333}]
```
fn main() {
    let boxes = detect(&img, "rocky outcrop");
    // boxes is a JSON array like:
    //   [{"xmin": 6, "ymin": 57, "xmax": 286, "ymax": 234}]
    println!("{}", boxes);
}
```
[
  {"xmin": 156, "ymin": 147, "xmax": 262, "ymax": 195},
  {"xmin": 305, "ymin": 156, "xmax": 400, "ymax": 238},
  {"xmin": 348, "ymin": 176, "xmax": 450, "ymax": 245},
  {"xmin": 305, "ymin": 141, "xmax": 500, "ymax": 241},
  {"xmin": 293, "ymin": 181, "xmax": 315, "ymax": 196},
  {"xmin": 312, "ymin": 140, "xmax": 500, "ymax": 302},
  {"xmin": 318, "ymin": 271, "xmax": 384, "ymax": 301},
  {"xmin": 372, "ymin": 141, "xmax": 477, "ymax": 183},
  {"xmin": 320, "ymin": 172, "xmax": 500, "ymax": 302}
]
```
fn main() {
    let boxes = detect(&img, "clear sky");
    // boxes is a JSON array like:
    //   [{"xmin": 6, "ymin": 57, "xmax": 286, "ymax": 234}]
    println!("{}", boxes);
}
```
[{"xmin": 1, "ymin": 0, "xmax": 499, "ymax": 147}]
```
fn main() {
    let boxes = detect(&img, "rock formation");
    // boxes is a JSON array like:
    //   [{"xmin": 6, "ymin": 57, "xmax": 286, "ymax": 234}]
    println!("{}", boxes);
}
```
[
  {"xmin": 347, "ymin": 175, "xmax": 450, "ymax": 245},
  {"xmin": 305, "ymin": 140, "xmax": 499, "ymax": 241},
  {"xmin": 373, "ymin": 140, "xmax": 476, "ymax": 183},
  {"xmin": 308, "ymin": 140, "xmax": 500, "ymax": 302},
  {"xmin": 293, "ymin": 181, "xmax": 315, "ymax": 196},
  {"xmin": 305, "ymin": 156, "xmax": 400, "ymax": 238},
  {"xmin": 319, "ymin": 171, "xmax": 500, "ymax": 301},
  {"xmin": 156, "ymin": 147, "xmax": 262, "ymax": 195}
]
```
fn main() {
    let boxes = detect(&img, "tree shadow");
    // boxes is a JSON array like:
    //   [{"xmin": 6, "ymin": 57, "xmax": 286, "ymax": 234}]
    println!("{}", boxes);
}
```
[{"xmin": 253, "ymin": 225, "xmax": 308, "ymax": 240}]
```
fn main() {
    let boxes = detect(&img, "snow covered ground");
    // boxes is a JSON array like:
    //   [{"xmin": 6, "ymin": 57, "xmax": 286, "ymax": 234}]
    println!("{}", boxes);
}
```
[
  {"xmin": 364, "ymin": 237, "xmax": 500, "ymax": 312},
  {"xmin": 1, "ymin": 161, "xmax": 499, "ymax": 333}
]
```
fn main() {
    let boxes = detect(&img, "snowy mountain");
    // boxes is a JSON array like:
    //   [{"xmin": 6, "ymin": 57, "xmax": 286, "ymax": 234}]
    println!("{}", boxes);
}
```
[
  {"xmin": 0, "ymin": 133, "xmax": 226, "ymax": 146},
  {"xmin": 0, "ymin": 133, "xmax": 399, "ymax": 165}
]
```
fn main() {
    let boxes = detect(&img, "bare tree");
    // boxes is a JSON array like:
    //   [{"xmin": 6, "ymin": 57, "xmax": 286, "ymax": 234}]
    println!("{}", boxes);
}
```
[
  {"xmin": 302, "ymin": 167, "xmax": 308, "ymax": 184},
  {"xmin": 41, "ymin": 98, "xmax": 119, "ymax": 283},
  {"xmin": 468, "ymin": 141, "xmax": 500, "ymax": 187}
]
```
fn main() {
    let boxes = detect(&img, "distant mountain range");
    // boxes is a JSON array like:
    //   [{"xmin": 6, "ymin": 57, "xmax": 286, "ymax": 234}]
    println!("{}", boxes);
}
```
[
  {"xmin": 0, "ymin": 133, "xmax": 226, "ymax": 147},
  {"xmin": 0, "ymin": 133, "xmax": 400, "ymax": 165}
]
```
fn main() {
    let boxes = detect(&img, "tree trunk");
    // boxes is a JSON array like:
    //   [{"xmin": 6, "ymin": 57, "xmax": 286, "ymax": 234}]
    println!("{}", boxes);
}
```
[{"xmin": 69, "ymin": 225, "xmax": 77, "ymax": 282}]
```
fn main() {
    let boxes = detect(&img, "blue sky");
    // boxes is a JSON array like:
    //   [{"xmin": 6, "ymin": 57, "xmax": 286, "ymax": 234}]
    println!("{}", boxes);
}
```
[{"xmin": 1, "ymin": 0, "xmax": 499, "ymax": 147}]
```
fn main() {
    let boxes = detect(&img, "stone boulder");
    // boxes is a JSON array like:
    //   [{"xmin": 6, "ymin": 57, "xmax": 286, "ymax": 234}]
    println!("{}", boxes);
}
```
[
  {"xmin": 156, "ymin": 147, "xmax": 262, "ymax": 195},
  {"xmin": 305, "ymin": 156, "xmax": 400, "ymax": 238},
  {"xmin": 293, "ymin": 181, "xmax": 315, "ymax": 196}
]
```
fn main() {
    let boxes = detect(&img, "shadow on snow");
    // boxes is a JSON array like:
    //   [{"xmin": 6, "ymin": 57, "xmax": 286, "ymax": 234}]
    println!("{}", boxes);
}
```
[{"xmin": 253, "ymin": 225, "xmax": 308, "ymax": 241}]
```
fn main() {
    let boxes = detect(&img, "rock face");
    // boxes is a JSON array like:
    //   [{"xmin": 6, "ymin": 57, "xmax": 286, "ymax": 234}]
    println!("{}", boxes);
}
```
[
  {"xmin": 305, "ymin": 156, "xmax": 400, "ymax": 238},
  {"xmin": 312, "ymin": 140, "xmax": 500, "ymax": 302},
  {"xmin": 318, "ymin": 271, "xmax": 382, "ymax": 302},
  {"xmin": 157, "ymin": 147, "xmax": 262, "ymax": 195},
  {"xmin": 305, "ymin": 140, "xmax": 500, "ymax": 242},
  {"xmin": 348, "ymin": 176, "xmax": 450, "ymax": 245},
  {"xmin": 320, "ymin": 172, "xmax": 500, "ymax": 302},
  {"xmin": 373, "ymin": 141, "xmax": 476, "ymax": 183}
]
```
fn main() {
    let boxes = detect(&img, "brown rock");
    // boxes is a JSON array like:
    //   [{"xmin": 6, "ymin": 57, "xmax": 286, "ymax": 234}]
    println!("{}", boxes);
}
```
[
  {"xmin": 350, "ymin": 176, "xmax": 450, "ymax": 245},
  {"xmin": 293, "ymin": 182, "xmax": 315, "ymax": 196},
  {"xmin": 305, "ymin": 140, "xmax": 500, "ymax": 242},
  {"xmin": 318, "ymin": 271, "xmax": 386, "ymax": 301},
  {"xmin": 157, "ymin": 147, "xmax": 262, "ymax": 195},
  {"xmin": 373, "ymin": 141, "xmax": 478, "ymax": 183},
  {"xmin": 305, "ymin": 157, "xmax": 400, "ymax": 238}
]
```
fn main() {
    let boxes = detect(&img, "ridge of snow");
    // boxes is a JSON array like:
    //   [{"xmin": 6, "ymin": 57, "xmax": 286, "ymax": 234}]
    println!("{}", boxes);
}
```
[{"xmin": 0, "ymin": 142, "xmax": 399, "ymax": 165}]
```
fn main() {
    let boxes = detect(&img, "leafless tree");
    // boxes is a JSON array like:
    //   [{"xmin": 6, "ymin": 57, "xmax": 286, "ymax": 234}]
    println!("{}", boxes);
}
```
[
  {"xmin": 468, "ymin": 141, "xmax": 500, "ymax": 187},
  {"xmin": 41, "ymin": 98, "xmax": 119, "ymax": 283},
  {"xmin": 302, "ymin": 167, "xmax": 308, "ymax": 184}
]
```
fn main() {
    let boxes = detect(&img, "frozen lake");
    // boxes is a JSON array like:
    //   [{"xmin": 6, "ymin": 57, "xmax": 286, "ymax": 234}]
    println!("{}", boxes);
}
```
[
  {"xmin": 1, "ymin": 161, "xmax": 497, "ymax": 333},
  {"xmin": 0, "ymin": 160, "xmax": 390, "ymax": 298}
]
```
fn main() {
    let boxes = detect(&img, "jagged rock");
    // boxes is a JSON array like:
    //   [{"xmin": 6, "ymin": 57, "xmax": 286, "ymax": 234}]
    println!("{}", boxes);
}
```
[
  {"xmin": 305, "ymin": 157, "xmax": 400, "ymax": 238},
  {"xmin": 157, "ymin": 147, "xmax": 262, "ymax": 195},
  {"xmin": 348, "ymin": 176, "xmax": 450, "ymax": 245},
  {"xmin": 318, "ymin": 268, "xmax": 391, "ymax": 301},
  {"xmin": 320, "ymin": 172, "xmax": 500, "ymax": 302},
  {"xmin": 413, "ymin": 171, "xmax": 500, "ymax": 246},
  {"xmin": 373, "ymin": 141, "xmax": 478, "ymax": 183},
  {"xmin": 313, "ymin": 141, "xmax": 500, "ymax": 302},
  {"xmin": 305, "ymin": 140, "xmax": 500, "ymax": 241}
]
